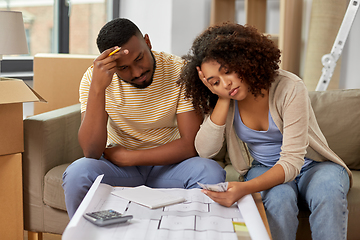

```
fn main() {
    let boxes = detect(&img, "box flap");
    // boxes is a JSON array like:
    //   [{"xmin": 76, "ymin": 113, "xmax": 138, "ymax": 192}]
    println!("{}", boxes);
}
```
[{"xmin": 0, "ymin": 78, "xmax": 46, "ymax": 104}]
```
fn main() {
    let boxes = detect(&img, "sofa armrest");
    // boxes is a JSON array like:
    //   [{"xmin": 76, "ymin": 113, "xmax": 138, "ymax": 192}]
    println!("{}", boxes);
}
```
[
  {"xmin": 23, "ymin": 103, "xmax": 83, "ymax": 231},
  {"xmin": 23, "ymin": 103, "xmax": 83, "ymax": 179}
]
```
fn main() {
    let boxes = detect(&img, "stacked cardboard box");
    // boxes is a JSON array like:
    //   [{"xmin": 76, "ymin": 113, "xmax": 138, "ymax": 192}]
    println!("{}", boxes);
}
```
[
  {"xmin": 0, "ymin": 78, "xmax": 45, "ymax": 240},
  {"xmin": 33, "ymin": 53, "xmax": 95, "ymax": 115}
]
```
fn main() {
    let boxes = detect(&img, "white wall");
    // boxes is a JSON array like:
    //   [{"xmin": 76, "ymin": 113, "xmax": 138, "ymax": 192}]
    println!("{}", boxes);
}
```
[
  {"xmin": 340, "ymin": 2, "xmax": 360, "ymax": 89},
  {"xmin": 120, "ymin": 0, "xmax": 173, "ymax": 53},
  {"xmin": 171, "ymin": 0, "xmax": 211, "ymax": 56},
  {"xmin": 119, "ymin": 0, "xmax": 360, "ymax": 89},
  {"xmin": 120, "ymin": 0, "xmax": 211, "ymax": 56}
]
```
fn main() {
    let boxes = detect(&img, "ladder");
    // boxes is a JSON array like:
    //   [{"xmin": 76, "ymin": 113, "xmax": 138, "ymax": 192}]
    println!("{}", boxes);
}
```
[{"xmin": 315, "ymin": 0, "xmax": 359, "ymax": 91}]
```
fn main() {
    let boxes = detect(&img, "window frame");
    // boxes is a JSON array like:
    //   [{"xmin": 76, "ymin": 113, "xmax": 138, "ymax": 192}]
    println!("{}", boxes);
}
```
[{"xmin": 1, "ymin": 0, "xmax": 120, "ymax": 81}]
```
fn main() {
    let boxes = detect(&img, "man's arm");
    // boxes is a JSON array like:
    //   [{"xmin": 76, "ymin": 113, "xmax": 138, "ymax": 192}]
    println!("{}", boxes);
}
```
[
  {"xmin": 103, "ymin": 110, "xmax": 203, "ymax": 166},
  {"xmin": 78, "ymin": 110, "xmax": 108, "ymax": 159},
  {"xmin": 78, "ymin": 47, "xmax": 124, "ymax": 159}
]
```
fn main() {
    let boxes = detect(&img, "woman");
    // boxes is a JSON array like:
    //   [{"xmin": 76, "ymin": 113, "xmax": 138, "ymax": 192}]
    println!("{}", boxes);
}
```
[{"xmin": 178, "ymin": 22, "xmax": 352, "ymax": 240}]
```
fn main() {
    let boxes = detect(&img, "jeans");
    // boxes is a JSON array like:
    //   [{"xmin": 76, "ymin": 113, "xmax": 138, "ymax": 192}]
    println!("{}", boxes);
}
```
[
  {"xmin": 62, "ymin": 156, "xmax": 226, "ymax": 219},
  {"xmin": 245, "ymin": 160, "xmax": 350, "ymax": 240}
]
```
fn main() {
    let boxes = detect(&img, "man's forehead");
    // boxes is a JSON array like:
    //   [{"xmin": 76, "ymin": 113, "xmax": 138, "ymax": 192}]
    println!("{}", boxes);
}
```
[{"xmin": 116, "ymin": 36, "xmax": 145, "ymax": 65}]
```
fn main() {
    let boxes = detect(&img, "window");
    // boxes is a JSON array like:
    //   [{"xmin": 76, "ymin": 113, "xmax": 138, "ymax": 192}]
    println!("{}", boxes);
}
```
[
  {"xmin": 0, "ymin": 0, "xmax": 54, "ymax": 80},
  {"xmin": 0, "ymin": 0, "xmax": 55, "ymax": 55},
  {"xmin": 0, "ymin": 0, "xmax": 119, "ymax": 80},
  {"xmin": 69, "ymin": 0, "xmax": 107, "ymax": 55}
]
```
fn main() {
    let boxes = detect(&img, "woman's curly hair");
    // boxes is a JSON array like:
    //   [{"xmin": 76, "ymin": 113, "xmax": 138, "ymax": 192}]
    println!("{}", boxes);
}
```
[{"xmin": 178, "ymin": 22, "xmax": 281, "ymax": 115}]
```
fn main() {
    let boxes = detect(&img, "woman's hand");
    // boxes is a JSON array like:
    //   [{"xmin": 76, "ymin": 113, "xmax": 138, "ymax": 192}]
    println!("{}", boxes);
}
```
[
  {"xmin": 197, "ymin": 66, "xmax": 230, "ymax": 125},
  {"xmin": 204, "ymin": 165, "xmax": 286, "ymax": 207},
  {"xmin": 197, "ymin": 66, "xmax": 217, "ymax": 94},
  {"xmin": 202, "ymin": 182, "xmax": 248, "ymax": 207}
]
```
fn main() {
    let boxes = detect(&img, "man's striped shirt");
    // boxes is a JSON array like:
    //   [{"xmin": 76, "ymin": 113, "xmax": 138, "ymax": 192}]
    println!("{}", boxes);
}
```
[{"xmin": 79, "ymin": 51, "xmax": 194, "ymax": 150}]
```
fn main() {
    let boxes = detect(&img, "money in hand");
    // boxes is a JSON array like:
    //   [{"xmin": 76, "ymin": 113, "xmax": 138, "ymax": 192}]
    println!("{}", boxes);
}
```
[{"xmin": 197, "ymin": 182, "xmax": 228, "ymax": 192}]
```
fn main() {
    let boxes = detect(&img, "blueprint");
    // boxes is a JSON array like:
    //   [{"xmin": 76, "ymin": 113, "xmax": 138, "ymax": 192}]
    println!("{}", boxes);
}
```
[{"xmin": 62, "ymin": 175, "xmax": 269, "ymax": 240}]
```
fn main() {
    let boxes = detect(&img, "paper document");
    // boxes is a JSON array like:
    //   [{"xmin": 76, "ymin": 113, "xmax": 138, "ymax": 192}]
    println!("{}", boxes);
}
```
[
  {"xmin": 111, "ymin": 185, "xmax": 186, "ymax": 209},
  {"xmin": 197, "ymin": 182, "xmax": 228, "ymax": 192},
  {"xmin": 62, "ymin": 175, "xmax": 270, "ymax": 240}
]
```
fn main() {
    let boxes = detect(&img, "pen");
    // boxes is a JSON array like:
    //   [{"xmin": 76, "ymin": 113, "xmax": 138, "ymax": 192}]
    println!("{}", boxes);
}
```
[{"xmin": 108, "ymin": 47, "xmax": 121, "ymax": 56}]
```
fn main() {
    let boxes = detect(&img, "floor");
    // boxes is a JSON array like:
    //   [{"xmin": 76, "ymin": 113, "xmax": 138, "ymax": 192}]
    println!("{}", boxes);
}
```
[{"xmin": 24, "ymin": 231, "xmax": 61, "ymax": 240}]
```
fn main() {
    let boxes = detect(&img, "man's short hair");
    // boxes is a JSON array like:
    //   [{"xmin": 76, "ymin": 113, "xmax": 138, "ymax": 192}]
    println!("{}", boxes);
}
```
[{"xmin": 96, "ymin": 18, "xmax": 142, "ymax": 53}]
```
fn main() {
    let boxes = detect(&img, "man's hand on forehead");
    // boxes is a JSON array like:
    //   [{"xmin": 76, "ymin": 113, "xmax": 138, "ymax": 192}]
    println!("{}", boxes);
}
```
[{"xmin": 106, "ymin": 46, "xmax": 129, "ymax": 58}]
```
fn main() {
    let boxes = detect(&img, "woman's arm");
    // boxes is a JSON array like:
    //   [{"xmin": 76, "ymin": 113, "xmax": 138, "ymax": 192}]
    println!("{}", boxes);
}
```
[
  {"xmin": 210, "ymin": 98, "xmax": 231, "ymax": 125},
  {"xmin": 195, "ymin": 98, "xmax": 231, "ymax": 158},
  {"xmin": 194, "ymin": 67, "xmax": 232, "ymax": 158},
  {"xmin": 275, "ymin": 80, "xmax": 310, "ymax": 182}
]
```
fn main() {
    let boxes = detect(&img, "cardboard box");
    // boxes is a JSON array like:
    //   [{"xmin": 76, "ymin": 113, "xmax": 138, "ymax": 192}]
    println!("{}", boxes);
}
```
[
  {"xmin": 33, "ymin": 53, "xmax": 96, "ymax": 115},
  {"xmin": 0, "ymin": 78, "xmax": 45, "ymax": 240},
  {"xmin": 0, "ymin": 153, "xmax": 24, "ymax": 240},
  {"xmin": 0, "ymin": 78, "xmax": 45, "ymax": 155}
]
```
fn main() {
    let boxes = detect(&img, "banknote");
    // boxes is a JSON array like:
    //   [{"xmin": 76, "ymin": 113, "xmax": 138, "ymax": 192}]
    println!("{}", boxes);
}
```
[{"xmin": 197, "ymin": 182, "xmax": 228, "ymax": 192}]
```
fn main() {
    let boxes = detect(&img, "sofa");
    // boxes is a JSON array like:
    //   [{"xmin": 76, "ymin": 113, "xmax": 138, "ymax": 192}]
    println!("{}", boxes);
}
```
[
  {"xmin": 22, "ymin": 89, "xmax": 360, "ymax": 239},
  {"xmin": 23, "ymin": 104, "xmax": 83, "ymax": 239}
]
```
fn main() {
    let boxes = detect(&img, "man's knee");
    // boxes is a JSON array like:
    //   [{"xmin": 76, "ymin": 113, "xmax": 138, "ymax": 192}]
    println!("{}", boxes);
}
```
[
  {"xmin": 62, "ymin": 157, "xmax": 102, "ymax": 188},
  {"xmin": 189, "ymin": 157, "xmax": 226, "ymax": 182}
]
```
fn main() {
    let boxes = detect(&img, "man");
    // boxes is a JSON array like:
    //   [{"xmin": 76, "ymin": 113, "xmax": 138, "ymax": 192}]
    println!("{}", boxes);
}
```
[{"xmin": 62, "ymin": 18, "xmax": 226, "ymax": 218}]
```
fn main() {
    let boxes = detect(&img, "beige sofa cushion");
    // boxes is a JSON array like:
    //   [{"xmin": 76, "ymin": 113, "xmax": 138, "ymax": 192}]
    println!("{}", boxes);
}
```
[
  {"xmin": 308, "ymin": 89, "xmax": 360, "ymax": 170},
  {"xmin": 44, "ymin": 163, "xmax": 71, "ymax": 211}
]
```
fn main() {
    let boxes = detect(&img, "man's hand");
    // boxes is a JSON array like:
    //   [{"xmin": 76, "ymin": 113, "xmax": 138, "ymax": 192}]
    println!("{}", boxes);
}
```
[
  {"xmin": 91, "ymin": 47, "xmax": 129, "ymax": 91},
  {"xmin": 103, "ymin": 144, "xmax": 134, "ymax": 167},
  {"xmin": 100, "ymin": 110, "xmax": 202, "ymax": 166},
  {"xmin": 202, "ymin": 182, "xmax": 246, "ymax": 207}
]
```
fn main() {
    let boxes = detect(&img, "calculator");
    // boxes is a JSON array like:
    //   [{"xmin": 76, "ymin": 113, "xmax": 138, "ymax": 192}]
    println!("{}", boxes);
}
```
[{"xmin": 83, "ymin": 209, "xmax": 133, "ymax": 226}]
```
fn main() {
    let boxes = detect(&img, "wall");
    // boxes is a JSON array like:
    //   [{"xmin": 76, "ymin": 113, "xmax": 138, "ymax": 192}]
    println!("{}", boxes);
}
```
[
  {"xmin": 119, "ymin": 0, "xmax": 173, "ymax": 53},
  {"xmin": 340, "ymin": 2, "xmax": 360, "ymax": 89},
  {"xmin": 171, "ymin": 0, "xmax": 210, "ymax": 57},
  {"xmin": 119, "ymin": 0, "xmax": 210, "ymax": 56},
  {"xmin": 119, "ymin": 0, "xmax": 360, "ymax": 89}
]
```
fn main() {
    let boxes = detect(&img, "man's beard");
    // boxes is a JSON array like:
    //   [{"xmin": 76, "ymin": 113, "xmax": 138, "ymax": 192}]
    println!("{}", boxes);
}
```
[{"xmin": 129, "ymin": 51, "xmax": 156, "ymax": 89}]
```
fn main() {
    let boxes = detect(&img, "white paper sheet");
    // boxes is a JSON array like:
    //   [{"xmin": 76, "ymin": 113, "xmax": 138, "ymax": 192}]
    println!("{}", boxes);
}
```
[
  {"xmin": 111, "ymin": 185, "xmax": 186, "ymax": 209},
  {"xmin": 62, "ymin": 175, "xmax": 269, "ymax": 240}
]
